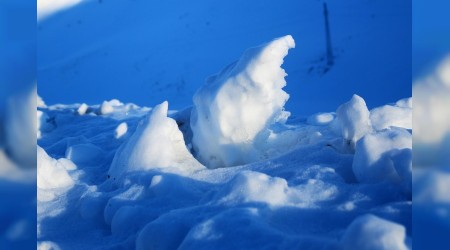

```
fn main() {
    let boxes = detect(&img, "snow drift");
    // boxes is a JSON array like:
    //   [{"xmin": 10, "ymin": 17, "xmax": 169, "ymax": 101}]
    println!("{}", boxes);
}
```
[
  {"xmin": 190, "ymin": 35, "xmax": 295, "ymax": 168},
  {"xmin": 109, "ymin": 101, "xmax": 203, "ymax": 179}
]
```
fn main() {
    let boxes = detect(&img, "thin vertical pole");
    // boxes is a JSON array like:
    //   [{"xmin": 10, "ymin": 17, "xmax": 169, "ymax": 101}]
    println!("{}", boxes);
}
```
[{"xmin": 323, "ymin": 2, "xmax": 334, "ymax": 66}]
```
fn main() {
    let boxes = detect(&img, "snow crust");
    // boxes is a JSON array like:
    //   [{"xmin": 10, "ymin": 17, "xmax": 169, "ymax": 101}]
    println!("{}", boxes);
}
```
[{"xmin": 191, "ymin": 35, "xmax": 295, "ymax": 168}]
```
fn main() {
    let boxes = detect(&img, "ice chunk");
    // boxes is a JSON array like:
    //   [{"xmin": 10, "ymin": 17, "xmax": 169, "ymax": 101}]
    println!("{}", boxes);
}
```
[
  {"xmin": 336, "ymin": 95, "xmax": 371, "ymax": 143},
  {"xmin": 191, "ymin": 35, "xmax": 295, "ymax": 168},
  {"xmin": 115, "ymin": 122, "xmax": 128, "ymax": 139},
  {"xmin": 352, "ymin": 128, "xmax": 411, "ymax": 191},
  {"xmin": 341, "ymin": 214, "xmax": 408, "ymax": 250},
  {"xmin": 108, "ymin": 101, "xmax": 203, "ymax": 179},
  {"xmin": 77, "ymin": 103, "xmax": 89, "ymax": 115},
  {"xmin": 37, "ymin": 146, "xmax": 74, "ymax": 201}
]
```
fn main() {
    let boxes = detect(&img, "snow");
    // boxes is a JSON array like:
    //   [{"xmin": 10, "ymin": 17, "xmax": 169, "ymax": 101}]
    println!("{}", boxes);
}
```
[
  {"xmin": 341, "ymin": 214, "xmax": 409, "ymax": 250},
  {"xmin": 108, "ymin": 101, "xmax": 204, "ymax": 180},
  {"xmin": 99, "ymin": 100, "xmax": 114, "ymax": 115},
  {"xmin": 35, "ymin": 1, "xmax": 412, "ymax": 248},
  {"xmin": 37, "ymin": 92, "xmax": 412, "ymax": 249},
  {"xmin": 370, "ymin": 100, "xmax": 412, "ymax": 131},
  {"xmin": 353, "ymin": 128, "xmax": 412, "ymax": 193},
  {"xmin": 191, "ymin": 35, "xmax": 294, "ymax": 168},
  {"xmin": 335, "ymin": 94, "xmax": 371, "ymax": 144},
  {"xmin": 115, "ymin": 122, "xmax": 128, "ymax": 139},
  {"xmin": 37, "ymin": 146, "xmax": 74, "ymax": 202},
  {"xmin": 76, "ymin": 103, "xmax": 88, "ymax": 115}
]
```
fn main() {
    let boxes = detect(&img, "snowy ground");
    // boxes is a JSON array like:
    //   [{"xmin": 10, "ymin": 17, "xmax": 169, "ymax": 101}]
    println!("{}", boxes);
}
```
[
  {"xmin": 37, "ymin": 35, "xmax": 412, "ymax": 249},
  {"xmin": 37, "ymin": 98, "xmax": 412, "ymax": 249}
]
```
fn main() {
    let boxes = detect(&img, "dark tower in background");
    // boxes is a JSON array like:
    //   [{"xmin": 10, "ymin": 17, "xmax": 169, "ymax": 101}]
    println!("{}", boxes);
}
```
[{"xmin": 323, "ymin": 2, "xmax": 334, "ymax": 66}]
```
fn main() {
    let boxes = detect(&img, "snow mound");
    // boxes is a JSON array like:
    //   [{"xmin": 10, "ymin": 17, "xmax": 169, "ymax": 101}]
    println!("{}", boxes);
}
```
[
  {"xmin": 335, "ymin": 94, "xmax": 371, "ymax": 144},
  {"xmin": 352, "ymin": 128, "xmax": 412, "ymax": 193},
  {"xmin": 191, "ymin": 35, "xmax": 295, "ymax": 168},
  {"xmin": 37, "ymin": 146, "xmax": 75, "ymax": 202},
  {"xmin": 341, "ymin": 214, "xmax": 408, "ymax": 250},
  {"xmin": 216, "ymin": 171, "xmax": 338, "ymax": 207},
  {"xmin": 370, "ymin": 98, "xmax": 412, "ymax": 131},
  {"xmin": 109, "ymin": 101, "xmax": 203, "ymax": 179}
]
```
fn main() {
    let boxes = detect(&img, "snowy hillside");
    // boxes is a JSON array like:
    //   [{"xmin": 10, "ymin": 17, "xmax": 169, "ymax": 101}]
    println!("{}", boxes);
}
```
[
  {"xmin": 37, "ymin": 35, "xmax": 412, "ymax": 249},
  {"xmin": 38, "ymin": 0, "xmax": 411, "ymax": 115}
]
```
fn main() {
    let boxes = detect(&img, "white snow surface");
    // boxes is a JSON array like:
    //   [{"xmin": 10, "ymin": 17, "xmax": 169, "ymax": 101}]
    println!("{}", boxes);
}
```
[
  {"xmin": 37, "ymin": 95, "xmax": 411, "ymax": 249},
  {"xmin": 36, "ymin": 36, "xmax": 411, "ymax": 249},
  {"xmin": 191, "ymin": 35, "xmax": 294, "ymax": 168}
]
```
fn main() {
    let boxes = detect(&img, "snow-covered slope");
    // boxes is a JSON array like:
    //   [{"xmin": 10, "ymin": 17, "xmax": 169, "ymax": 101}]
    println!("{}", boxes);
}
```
[{"xmin": 37, "ymin": 0, "xmax": 411, "ymax": 115}]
